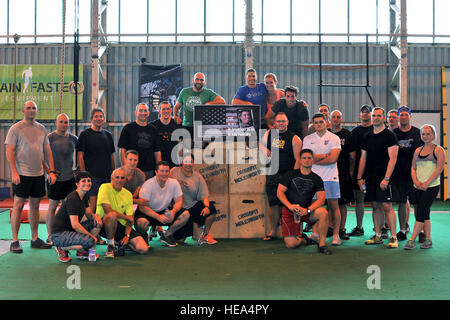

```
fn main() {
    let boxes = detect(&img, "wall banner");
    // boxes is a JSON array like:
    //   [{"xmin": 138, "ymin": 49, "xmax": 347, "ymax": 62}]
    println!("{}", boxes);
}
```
[{"xmin": 0, "ymin": 64, "xmax": 83, "ymax": 120}]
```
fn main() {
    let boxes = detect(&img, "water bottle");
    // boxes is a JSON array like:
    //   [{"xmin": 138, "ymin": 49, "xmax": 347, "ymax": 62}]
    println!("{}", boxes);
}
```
[
  {"xmin": 88, "ymin": 246, "xmax": 97, "ymax": 262},
  {"xmin": 164, "ymin": 209, "xmax": 171, "ymax": 218}
]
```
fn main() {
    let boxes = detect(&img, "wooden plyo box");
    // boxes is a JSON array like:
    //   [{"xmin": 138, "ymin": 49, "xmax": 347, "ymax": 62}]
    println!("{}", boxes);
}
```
[
  {"xmin": 228, "ymin": 194, "xmax": 269, "ymax": 238},
  {"xmin": 194, "ymin": 163, "xmax": 229, "ymax": 195},
  {"xmin": 228, "ymin": 163, "xmax": 266, "ymax": 195}
]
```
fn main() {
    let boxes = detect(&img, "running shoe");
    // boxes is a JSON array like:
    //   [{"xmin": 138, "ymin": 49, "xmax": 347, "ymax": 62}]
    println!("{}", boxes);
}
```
[
  {"xmin": 10, "ymin": 241, "xmax": 23, "ymax": 254},
  {"xmin": 387, "ymin": 237, "xmax": 399, "ymax": 248},
  {"xmin": 348, "ymin": 226, "xmax": 364, "ymax": 237},
  {"xmin": 198, "ymin": 234, "xmax": 218, "ymax": 245},
  {"xmin": 31, "ymin": 237, "xmax": 52, "ymax": 249},
  {"xmin": 365, "ymin": 235, "xmax": 383, "ymax": 245},
  {"xmin": 420, "ymin": 239, "xmax": 433, "ymax": 249},
  {"xmin": 159, "ymin": 233, "xmax": 178, "ymax": 247},
  {"xmin": 404, "ymin": 240, "xmax": 416, "ymax": 250},
  {"xmin": 105, "ymin": 244, "xmax": 115, "ymax": 258},
  {"xmin": 55, "ymin": 246, "xmax": 72, "ymax": 263}
]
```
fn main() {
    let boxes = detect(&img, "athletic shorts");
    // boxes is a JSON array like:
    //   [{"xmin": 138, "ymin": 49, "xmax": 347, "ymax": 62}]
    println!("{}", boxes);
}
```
[
  {"xmin": 99, "ymin": 221, "xmax": 141, "ymax": 242},
  {"xmin": 313, "ymin": 180, "xmax": 340, "ymax": 200},
  {"xmin": 172, "ymin": 201, "xmax": 217, "ymax": 239},
  {"xmin": 47, "ymin": 178, "xmax": 76, "ymax": 201},
  {"xmin": 13, "ymin": 175, "xmax": 46, "ymax": 199},
  {"xmin": 365, "ymin": 182, "xmax": 393, "ymax": 203},
  {"xmin": 391, "ymin": 179, "xmax": 416, "ymax": 204},
  {"xmin": 87, "ymin": 176, "xmax": 110, "ymax": 197},
  {"xmin": 51, "ymin": 219, "xmax": 98, "ymax": 251},
  {"xmin": 281, "ymin": 206, "xmax": 318, "ymax": 238},
  {"xmin": 338, "ymin": 175, "xmax": 355, "ymax": 205},
  {"xmin": 134, "ymin": 207, "xmax": 187, "ymax": 227}
]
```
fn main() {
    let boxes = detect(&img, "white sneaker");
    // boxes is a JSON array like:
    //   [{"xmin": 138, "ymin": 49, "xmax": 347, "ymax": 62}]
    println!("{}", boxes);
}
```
[{"xmin": 332, "ymin": 235, "xmax": 342, "ymax": 246}]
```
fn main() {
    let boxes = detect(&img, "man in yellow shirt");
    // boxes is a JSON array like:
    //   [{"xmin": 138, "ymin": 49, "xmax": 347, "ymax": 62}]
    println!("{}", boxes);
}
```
[{"xmin": 97, "ymin": 168, "xmax": 149, "ymax": 258}]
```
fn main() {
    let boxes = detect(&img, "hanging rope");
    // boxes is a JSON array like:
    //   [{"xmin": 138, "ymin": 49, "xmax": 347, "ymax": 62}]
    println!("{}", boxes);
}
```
[
  {"xmin": 13, "ymin": 34, "xmax": 19, "ymax": 123},
  {"xmin": 58, "ymin": 0, "xmax": 67, "ymax": 115}
]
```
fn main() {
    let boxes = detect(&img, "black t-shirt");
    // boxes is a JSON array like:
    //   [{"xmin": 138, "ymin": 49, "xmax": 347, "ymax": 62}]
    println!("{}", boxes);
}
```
[
  {"xmin": 280, "ymin": 170, "xmax": 324, "ymax": 208},
  {"xmin": 348, "ymin": 124, "xmax": 373, "ymax": 177},
  {"xmin": 271, "ymin": 100, "xmax": 309, "ymax": 140},
  {"xmin": 393, "ymin": 126, "xmax": 423, "ymax": 180},
  {"xmin": 267, "ymin": 130, "xmax": 296, "ymax": 174},
  {"xmin": 330, "ymin": 128, "xmax": 352, "ymax": 177},
  {"xmin": 361, "ymin": 128, "xmax": 398, "ymax": 184},
  {"xmin": 118, "ymin": 122, "xmax": 161, "ymax": 171},
  {"xmin": 150, "ymin": 119, "xmax": 182, "ymax": 167},
  {"xmin": 76, "ymin": 128, "xmax": 115, "ymax": 178},
  {"xmin": 52, "ymin": 190, "xmax": 89, "ymax": 234}
]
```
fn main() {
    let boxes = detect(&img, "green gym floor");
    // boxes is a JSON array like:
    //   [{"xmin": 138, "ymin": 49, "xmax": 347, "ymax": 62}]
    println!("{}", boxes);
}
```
[{"xmin": 0, "ymin": 202, "xmax": 449, "ymax": 301}]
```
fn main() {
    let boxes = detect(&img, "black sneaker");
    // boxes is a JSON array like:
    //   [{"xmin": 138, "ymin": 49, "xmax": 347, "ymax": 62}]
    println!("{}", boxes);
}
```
[
  {"xmin": 159, "ymin": 233, "xmax": 178, "ymax": 247},
  {"xmin": 348, "ymin": 226, "xmax": 364, "ymax": 237},
  {"xmin": 339, "ymin": 229, "xmax": 350, "ymax": 240},
  {"xmin": 10, "ymin": 241, "xmax": 23, "ymax": 254},
  {"xmin": 318, "ymin": 246, "xmax": 332, "ymax": 255},
  {"xmin": 30, "ymin": 237, "xmax": 52, "ymax": 249},
  {"xmin": 418, "ymin": 232, "xmax": 426, "ymax": 243},
  {"xmin": 381, "ymin": 227, "xmax": 389, "ymax": 239},
  {"xmin": 396, "ymin": 231, "xmax": 407, "ymax": 241}
]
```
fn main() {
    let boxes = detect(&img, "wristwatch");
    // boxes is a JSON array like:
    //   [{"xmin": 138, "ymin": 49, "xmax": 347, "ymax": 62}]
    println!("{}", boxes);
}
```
[
  {"xmin": 307, "ymin": 208, "xmax": 311, "ymax": 214},
  {"xmin": 384, "ymin": 177, "xmax": 390, "ymax": 181}
]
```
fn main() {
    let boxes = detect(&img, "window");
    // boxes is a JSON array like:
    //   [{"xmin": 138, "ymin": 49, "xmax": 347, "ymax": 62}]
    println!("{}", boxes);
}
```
[
  {"xmin": 177, "ymin": 0, "xmax": 204, "ymax": 42},
  {"xmin": 0, "ymin": 0, "xmax": 7, "ymax": 44},
  {"xmin": 407, "ymin": 0, "xmax": 433, "ymax": 43},
  {"xmin": 8, "ymin": 0, "xmax": 35, "ymax": 44},
  {"xmin": 206, "ymin": 0, "xmax": 233, "ymax": 42},
  {"xmin": 292, "ymin": 0, "xmax": 319, "ymax": 42},
  {"xmin": 36, "ymin": 0, "xmax": 62, "ymax": 44},
  {"xmin": 320, "ymin": 0, "xmax": 348, "ymax": 42},
  {"xmin": 120, "ymin": 0, "xmax": 147, "ymax": 42},
  {"xmin": 435, "ymin": 0, "xmax": 450, "ymax": 43},
  {"xmin": 349, "ymin": 0, "xmax": 376, "ymax": 42},
  {"xmin": 149, "ymin": 0, "xmax": 176, "ymax": 42},
  {"xmin": 262, "ymin": 0, "xmax": 290, "ymax": 42}
]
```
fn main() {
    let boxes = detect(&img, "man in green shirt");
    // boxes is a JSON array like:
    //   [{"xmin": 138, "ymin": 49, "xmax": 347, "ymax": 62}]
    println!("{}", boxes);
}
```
[
  {"xmin": 173, "ymin": 72, "xmax": 226, "ymax": 140},
  {"xmin": 97, "ymin": 168, "xmax": 149, "ymax": 258}
]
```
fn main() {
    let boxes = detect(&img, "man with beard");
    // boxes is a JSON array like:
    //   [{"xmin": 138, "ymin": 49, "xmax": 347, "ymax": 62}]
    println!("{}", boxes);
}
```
[{"xmin": 174, "ymin": 72, "xmax": 226, "ymax": 142}]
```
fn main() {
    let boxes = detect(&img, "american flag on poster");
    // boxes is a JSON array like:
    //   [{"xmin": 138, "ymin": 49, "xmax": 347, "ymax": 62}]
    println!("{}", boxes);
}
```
[{"xmin": 194, "ymin": 105, "xmax": 260, "ymax": 141}]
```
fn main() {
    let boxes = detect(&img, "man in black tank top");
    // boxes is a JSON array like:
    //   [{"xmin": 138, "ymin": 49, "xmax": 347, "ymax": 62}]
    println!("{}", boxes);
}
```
[{"xmin": 259, "ymin": 112, "xmax": 303, "ymax": 240}]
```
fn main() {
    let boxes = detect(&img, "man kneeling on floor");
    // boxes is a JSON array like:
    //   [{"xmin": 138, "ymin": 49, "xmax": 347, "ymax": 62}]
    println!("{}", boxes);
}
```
[
  {"xmin": 277, "ymin": 148, "xmax": 332, "ymax": 255},
  {"xmin": 134, "ymin": 161, "xmax": 190, "ymax": 247},
  {"xmin": 51, "ymin": 171, "xmax": 102, "ymax": 262},
  {"xmin": 97, "ymin": 168, "xmax": 149, "ymax": 258}
]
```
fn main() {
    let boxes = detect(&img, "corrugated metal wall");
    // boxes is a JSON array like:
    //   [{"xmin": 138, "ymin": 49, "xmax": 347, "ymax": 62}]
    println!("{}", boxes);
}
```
[{"xmin": 1, "ymin": 42, "xmax": 449, "ymax": 186}]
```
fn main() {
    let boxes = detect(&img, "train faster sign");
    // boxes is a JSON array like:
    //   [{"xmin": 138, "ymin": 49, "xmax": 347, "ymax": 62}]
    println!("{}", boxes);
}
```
[{"xmin": 0, "ymin": 64, "xmax": 83, "ymax": 120}]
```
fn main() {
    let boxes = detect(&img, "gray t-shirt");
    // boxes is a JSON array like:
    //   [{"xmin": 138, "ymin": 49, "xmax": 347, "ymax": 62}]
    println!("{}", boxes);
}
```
[
  {"xmin": 139, "ymin": 177, "xmax": 182, "ymax": 212},
  {"xmin": 122, "ymin": 167, "xmax": 146, "ymax": 195},
  {"xmin": 5, "ymin": 120, "xmax": 49, "ymax": 176},
  {"xmin": 48, "ymin": 131, "xmax": 78, "ymax": 181},
  {"xmin": 170, "ymin": 167, "xmax": 209, "ymax": 209}
]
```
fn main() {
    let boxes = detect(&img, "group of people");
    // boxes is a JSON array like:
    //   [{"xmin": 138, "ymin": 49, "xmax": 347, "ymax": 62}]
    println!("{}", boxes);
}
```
[{"xmin": 4, "ymin": 68, "xmax": 445, "ymax": 262}]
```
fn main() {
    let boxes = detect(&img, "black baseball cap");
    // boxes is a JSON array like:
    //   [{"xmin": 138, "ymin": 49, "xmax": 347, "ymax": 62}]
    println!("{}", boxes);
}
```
[{"xmin": 360, "ymin": 105, "xmax": 372, "ymax": 112}]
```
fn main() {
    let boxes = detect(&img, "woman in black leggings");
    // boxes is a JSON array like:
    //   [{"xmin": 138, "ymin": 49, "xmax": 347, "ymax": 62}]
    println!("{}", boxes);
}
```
[{"xmin": 404, "ymin": 125, "xmax": 445, "ymax": 250}]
